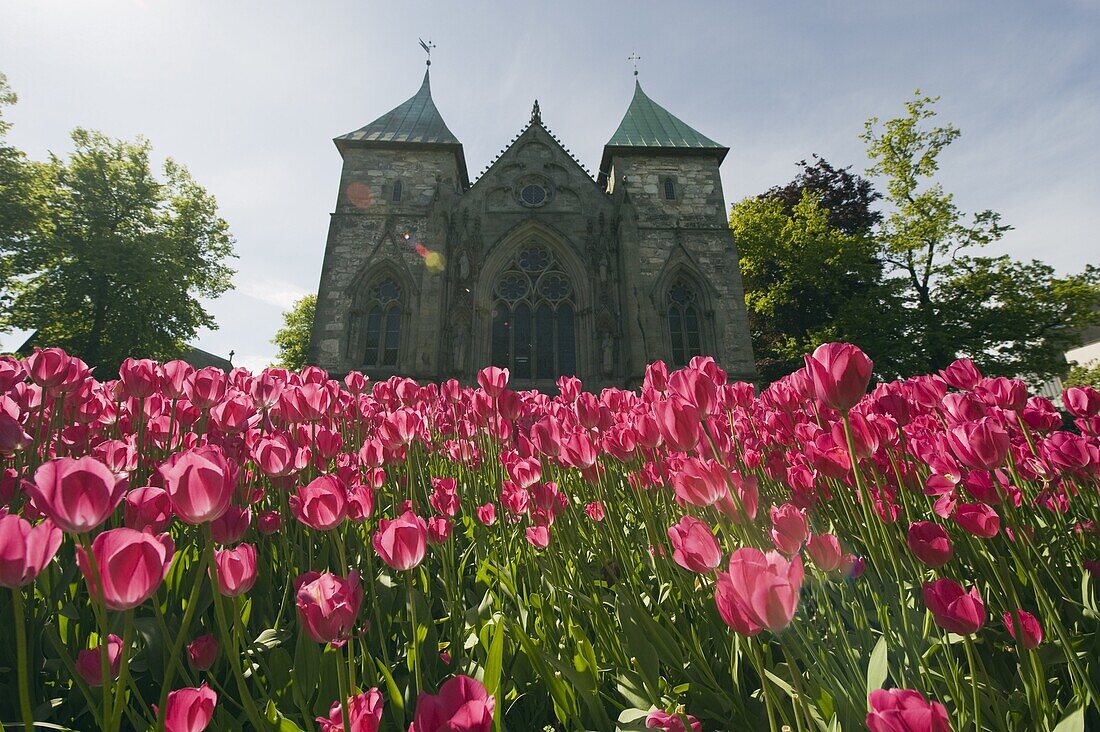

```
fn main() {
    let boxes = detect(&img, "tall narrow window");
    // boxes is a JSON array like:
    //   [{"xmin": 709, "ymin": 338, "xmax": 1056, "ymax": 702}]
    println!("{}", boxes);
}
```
[
  {"xmin": 491, "ymin": 247, "xmax": 577, "ymax": 379},
  {"xmin": 358, "ymin": 277, "xmax": 403, "ymax": 367},
  {"xmin": 667, "ymin": 278, "xmax": 702, "ymax": 367},
  {"xmin": 662, "ymin": 176, "xmax": 677, "ymax": 201},
  {"xmin": 391, "ymin": 180, "xmax": 403, "ymax": 203}
]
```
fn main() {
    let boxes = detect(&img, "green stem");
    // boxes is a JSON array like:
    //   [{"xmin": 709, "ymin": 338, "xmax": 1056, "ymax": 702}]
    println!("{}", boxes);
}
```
[
  {"xmin": 963, "ymin": 636, "xmax": 981, "ymax": 731},
  {"xmin": 406, "ymin": 570, "xmax": 423, "ymax": 698},
  {"xmin": 110, "ymin": 609, "xmax": 136, "ymax": 729},
  {"xmin": 336, "ymin": 643, "xmax": 353, "ymax": 732},
  {"xmin": 12, "ymin": 587, "xmax": 36, "ymax": 731},
  {"xmin": 156, "ymin": 541, "xmax": 209, "ymax": 731}
]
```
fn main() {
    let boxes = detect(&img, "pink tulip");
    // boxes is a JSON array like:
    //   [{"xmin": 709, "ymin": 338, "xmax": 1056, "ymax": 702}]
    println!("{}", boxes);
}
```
[
  {"xmin": 295, "ymin": 571, "xmax": 362, "ymax": 646},
  {"xmin": 940, "ymin": 358, "xmax": 981, "ymax": 391},
  {"xmin": 953, "ymin": 503, "xmax": 1000, "ymax": 538},
  {"xmin": 806, "ymin": 533, "xmax": 843, "ymax": 572},
  {"xmin": 372, "ymin": 510, "xmax": 427, "ymax": 571},
  {"xmin": 317, "ymin": 688, "xmax": 384, "ymax": 732},
  {"xmin": 804, "ymin": 342, "xmax": 873, "ymax": 411},
  {"xmin": 0, "ymin": 514, "xmax": 62, "ymax": 587},
  {"xmin": 646, "ymin": 709, "xmax": 703, "ymax": 732},
  {"xmin": 163, "ymin": 683, "xmax": 217, "ymax": 732},
  {"xmin": 411, "ymin": 675, "xmax": 495, "ymax": 732},
  {"xmin": 213, "ymin": 543, "xmax": 257, "ymax": 596},
  {"xmin": 946, "ymin": 419, "xmax": 1010, "ymax": 470},
  {"xmin": 160, "ymin": 360, "xmax": 194, "ymax": 400},
  {"xmin": 1063, "ymin": 386, "xmax": 1100, "ymax": 418},
  {"xmin": 0, "ymin": 410, "xmax": 31, "ymax": 455},
  {"xmin": 476, "ymin": 366, "xmax": 509, "ymax": 398},
  {"xmin": 428, "ymin": 516, "xmax": 453, "ymax": 544},
  {"xmin": 769, "ymin": 503, "xmax": 809, "ymax": 555},
  {"xmin": 187, "ymin": 634, "xmax": 219, "ymax": 670},
  {"xmin": 347, "ymin": 481, "xmax": 377, "ymax": 522},
  {"xmin": 1002, "ymin": 609, "xmax": 1043, "ymax": 649},
  {"xmin": 119, "ymin": 358, "xmax": 160, "ymax": 399},
  {"xmin": 907, "ymin": 522, "xmax": 953, "ymax": 568},
  {"xmin": 922, "ymin": 578, "xmax": 986, "ymax": 635},
  {"xmin": 430, "ymin": 477, "xmax": 460, "ymax": 516},
  {"xmin": 124, "ymin": 486, "xmax": 174, "ymax": 533},
  {"xmin": 585, "ymin": 501, "xmax": 605, "ymax": 522},
  {"xmin": 525, "ymin": 525, "xmax": 550, "ymax": 549},
  {"xmin": 671, "ymin": 457, "xmax": 728, "ymax": 508},
  {"xmin": 158, "ymin": 445, "xmax": 236, "ymax": 525},
  {"xmin": 256, "ymin": 510, "xmax": 282, "ymax": 535},
  {"xmin": 24, "ymin": 347, "xmax": 72, "ymax": 389},
  {"xmin": 476, "ymin": 502, "xmax": 497, "ymax": 526},
  {"xmin": 77, "ymin": 527, "xmax": 175, "ymax": 610},
  {"xmin": 722, "ymin": 547, "xmax": 804, "ymax": 634},
  {"xmin": 185, "ymin": 367, "xmax": 227, "ymax": 410},
  {"xmin": 867, "ymin": 688, "xmax": 951, "ymax": 732},
  {"xmin": 31, "ymin": 456, "xmax": 128, "ymax": 533},
  {"xmin": 75, "ymin": 633, "xmax": 123, "ymax": 686},
  {"xmin": 653, "ymin": 397, "xmax": 702, "ymax": 452},
  {"xmin": 714, "ymin": 570, "xmax": 763, "ymax": 636},
  {"xmin": 209, "ymin": 505, "xmax": 251, "ymax": 544},
  {"xmin": 289, "ymin": 474, "xmax": 348, "ymax": 530},
  {"xmin": 667, "ymin": 516, "xmax": 722, "ymax": 573}
]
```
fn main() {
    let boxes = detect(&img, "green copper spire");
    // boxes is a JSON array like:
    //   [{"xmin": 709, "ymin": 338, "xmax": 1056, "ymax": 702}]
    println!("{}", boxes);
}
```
[
  {"xmin": 605, "ymin": 80, "xmax": 724, "ymax": 150},
  {"xmin": 336, "ymin": 69, "xmax": 461, "ymax": 146}
]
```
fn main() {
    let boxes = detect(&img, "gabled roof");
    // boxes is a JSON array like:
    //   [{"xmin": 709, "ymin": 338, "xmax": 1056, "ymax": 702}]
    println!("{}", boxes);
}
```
[
  {"xmin": 336, "ymin": 70, "xmax": 460, "ymax": 146},
  {"xmin": 600, "ymin": 81, "xmax": 728, "ymax": 184}
]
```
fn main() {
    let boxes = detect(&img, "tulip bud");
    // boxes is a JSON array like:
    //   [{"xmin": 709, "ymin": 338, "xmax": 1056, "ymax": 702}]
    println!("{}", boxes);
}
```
[
  {"xmin": 162, "ymin": 684, "xmax": 217, "ymax": 732},
  {"xmin": 372, "ymin": 510, "xmax": 428, "ymax": 571},
  {"xmin": 803, "ymin": 342, "xmax": 873, "ymax": 411},
  {"xmin": 75, "ymin": 634, "xmax": 123, "ymax": 687},
  {"xmin": 667, "ymin": 516, "xmax": 722, "ymax": 573},
  {"xmin": 866, "ymin": 688, "xmax": 951, "ymax": 732},
  {"xmin": 295, "ymin": 571, "xmax": 362, "ymax": 646},
  {"xmin": 1003, "ymin": 609, "xmax": 1043, "ymax": 650},
  {"xmin": 213, "ymin": 543, "xmax": 258, "ymax": 597},
  {"xmin": 806, "ymin": 533, "xmax": 843, "ymax": 572},
  {"xmin": 187, "ymin": 634, "xmax": 219, "ymax": 670},
  {"xmin": 907, "ymin": 522, "xmax": 953, "ymax": 568},
  {"xmin": 922, "ymin": 578, "xmax": 986, "ymax": 635}
]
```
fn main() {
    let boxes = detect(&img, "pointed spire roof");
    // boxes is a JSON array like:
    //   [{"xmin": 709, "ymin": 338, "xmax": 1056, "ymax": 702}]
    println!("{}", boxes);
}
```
[
  {"xmin": 337, "ymin": 70, "xmax": 460, "ymax": 146},
  {"xmin": 335, "ymin": 69, "xmax": 468, "ymax": 187},
  {"xmin": 607, "ymin": 80, "xmax": 725, "ymax": 150}
]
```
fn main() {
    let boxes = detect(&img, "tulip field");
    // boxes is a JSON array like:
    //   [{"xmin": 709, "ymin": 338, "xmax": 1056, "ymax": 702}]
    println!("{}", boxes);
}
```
[{"xmin": 1, "ymin": 344, "xmax": 1099, "ymax": 731}]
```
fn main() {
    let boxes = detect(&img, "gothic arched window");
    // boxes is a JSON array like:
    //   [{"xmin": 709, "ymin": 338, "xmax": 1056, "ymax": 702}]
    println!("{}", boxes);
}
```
[
  {"xmin": 662, "ymin": 176, "xmax": 677, "ymax": 201},
  {"xmin": 491, "ymin": 247, "xmax": 576, "ymax": 379},
  {"xmin": 667, "ymin": 278, "xmax": 703, "ymax": 367},
  {"xmin": 358, "ymin": 277, "xmax": 402, "ymax": 367}
]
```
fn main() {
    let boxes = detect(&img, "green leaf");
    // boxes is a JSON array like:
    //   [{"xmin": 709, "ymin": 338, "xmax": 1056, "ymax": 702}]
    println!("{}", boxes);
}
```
[
  {"xmin": 375, "ymin": 658, "xmax": 405, "ymax": 729},
  {"xmin": 866, "ymin": 636, "xmax": 889, "ymax": 700},
  {"xmin": 1052, "ymin": 706, "xmax": 1084, "ymax": 732},
  {"xmin": 483, "ymin": 617, "xmax": 505, "ymax": 732}
]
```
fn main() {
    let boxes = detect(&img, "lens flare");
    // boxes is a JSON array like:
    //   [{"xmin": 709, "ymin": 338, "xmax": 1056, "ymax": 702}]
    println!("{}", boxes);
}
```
[{"xmin": 345, "ymin": 182, "xmax": 374, "ymax": 210}]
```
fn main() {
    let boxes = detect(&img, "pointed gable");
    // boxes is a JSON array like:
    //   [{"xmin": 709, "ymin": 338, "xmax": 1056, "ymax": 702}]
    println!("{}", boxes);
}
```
[
  {"xmin": 600, "ymin": 81, "xmax": 728, "ymax": 184},
  {"xmin": 335, "ymin": 69, "xmax": 469, "ymax": 187}
]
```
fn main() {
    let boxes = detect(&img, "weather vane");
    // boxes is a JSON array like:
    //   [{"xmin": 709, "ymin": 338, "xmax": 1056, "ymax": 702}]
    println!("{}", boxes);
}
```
[
  {"xmin": 628, "ymin": 51, "xmax": 642, "ymax": 77},
  {"xmin": 419, "ymin": 38, "xmax": 436, "ymax": 66}
]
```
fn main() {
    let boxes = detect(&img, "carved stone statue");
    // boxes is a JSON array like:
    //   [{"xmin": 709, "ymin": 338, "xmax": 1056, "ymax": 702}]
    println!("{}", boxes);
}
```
[
  {"xmin": 457, "ymin": 250, "xmax": 470, "ymax": 282},
  {"xmin": 451, "ymin": 327, "xmax": 467, "ymax": 373},
  {"xmin": 601, "ymin": 332, "xmax": 614, "ymax": 376}
]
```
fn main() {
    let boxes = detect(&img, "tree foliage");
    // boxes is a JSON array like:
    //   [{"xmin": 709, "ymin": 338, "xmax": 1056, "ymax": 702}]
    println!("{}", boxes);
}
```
[
  {"xmin": 763, "ymin": 156, "xmax": 882, "ymax": 236},
  {"xmin": 272, "ymin": 294, "xmax": 315, "ymax": 371},
  {"xmin": 731, "ymin": 189, "xmax": 895, "ymax": 383},
  {"xmin": 734, "ymin": 92, "xmax": 1100, "ymax": 385},
  {"xmin": 1066, "ymin": 361, "xmax": 1100, "ymax": 389},
  {"xmin": 0, "ymin": 87, "xmax": 236, "ymax": 373},
  {"xmin": 861, "ymin": 92, "xmax": 1100, "ymax": 380}
]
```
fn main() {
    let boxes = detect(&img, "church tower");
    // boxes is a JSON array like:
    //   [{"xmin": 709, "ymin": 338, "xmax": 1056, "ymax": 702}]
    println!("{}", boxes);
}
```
[
  {"xmin": 310, "ymin": 64, "xmax": 756, "ymax": 387},
  {"xmin": 309, "ymin": 67, "xmax": 468, "ymax": 379},
  {"xmin": 600, "ymin": 80, "xmax": 756, "ymax": 382}
]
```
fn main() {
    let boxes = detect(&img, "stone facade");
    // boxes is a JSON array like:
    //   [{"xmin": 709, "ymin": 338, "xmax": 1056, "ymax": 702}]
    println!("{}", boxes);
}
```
[{"xmin": 309, "ymin": 75, "xmax": 755, "ymax": 389}]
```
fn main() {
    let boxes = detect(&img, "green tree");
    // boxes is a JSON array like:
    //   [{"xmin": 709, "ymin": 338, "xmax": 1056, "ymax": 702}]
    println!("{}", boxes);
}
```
[
  {"xmin": 861, "ymin": 92, "xmax": 1100, "ymax": 380},
  {"xmin": 1066, "ymin": 361, "xmax": 1100, "ymax": 389},
  {"xmin": 272, "ymin": 294, "xmax": 315, "ymax": 371},
  {"xmin": 0, "ymin": 73, "xmax": 47, "ymax": 298},
  {"xmin": 732, "ymin": 188, "xmax": 899, "ymax": 383},
  {"xmin": 0, "ymin": 124, "xmax": 236, "ymax": 373}
]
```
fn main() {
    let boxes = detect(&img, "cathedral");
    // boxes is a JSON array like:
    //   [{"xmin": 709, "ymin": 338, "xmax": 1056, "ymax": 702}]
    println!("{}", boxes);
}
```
[{"xmin": 308, "ymin": 63, "xmax": 756, "ymax": 390}]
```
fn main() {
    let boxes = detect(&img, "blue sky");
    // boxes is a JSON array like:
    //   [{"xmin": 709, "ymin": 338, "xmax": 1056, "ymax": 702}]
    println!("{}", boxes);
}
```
[{"xmin": 2, "ymin": 0, "xmax": 1098, "ymax": 371}]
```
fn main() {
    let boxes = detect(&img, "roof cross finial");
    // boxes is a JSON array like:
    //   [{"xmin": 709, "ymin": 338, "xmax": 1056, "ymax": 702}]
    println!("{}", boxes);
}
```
[
  {"xmin": 418, "ymin": 38, "xmax": 436, "ymax": 66},
  {"xmin": 628, "ymin": 51, "xmax": 642, "ymax": 77}
]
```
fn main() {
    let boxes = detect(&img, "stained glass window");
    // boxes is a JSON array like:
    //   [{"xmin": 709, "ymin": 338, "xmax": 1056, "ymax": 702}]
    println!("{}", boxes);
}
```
[
  {"xmin": 355, "ymin": 277, "xmax": 403, "ymax": 367},
  {"xmin": 491, "ymin": 247, "xmax": 576, "ymax": 379},
  {"xmin": 667, "ymin": 278, "xmax": 702, "ymax": 367}
]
